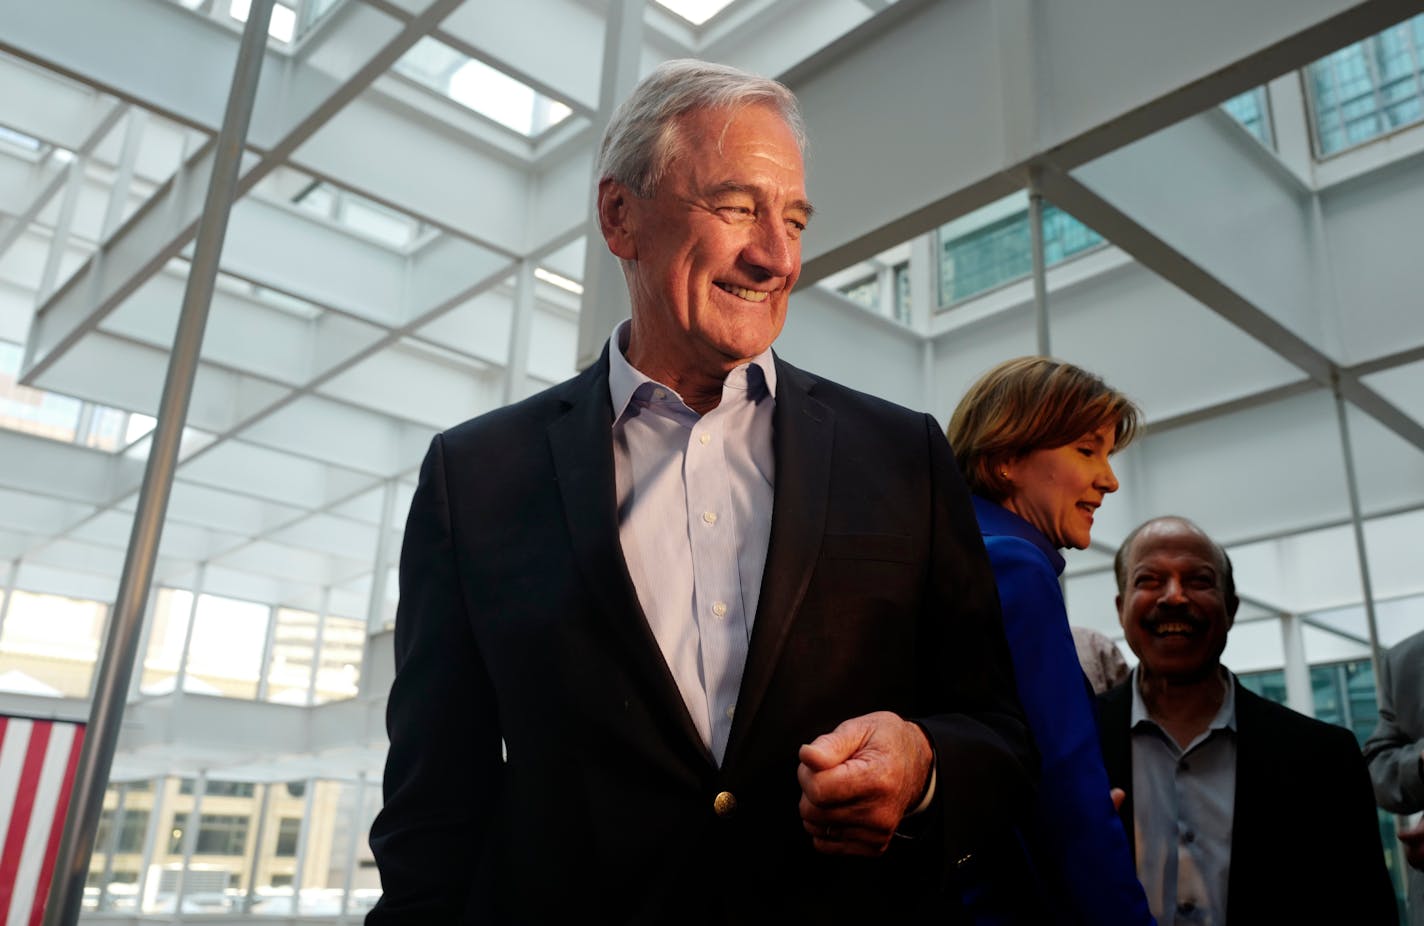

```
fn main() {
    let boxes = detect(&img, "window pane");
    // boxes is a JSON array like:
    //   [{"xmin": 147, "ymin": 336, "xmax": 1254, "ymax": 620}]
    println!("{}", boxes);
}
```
[
  {"xmin": 1221, "ymin": 86, "xmax": 1274, "ymax": 148},
  {"xmin": 313, "ymin": 616, "xmax": 364, "ymax": 704},
  {"xmin": 0, "ymin": 590, "xmax": 107, "ymax": 697},
  {"xmin": 836, "ymin": 275, "xmax": 879, "ymax": 310},
  {"xmin": 186, "ymin": 594, "xmax": 269, "ymax": 698},
  {"xmin": 1307, "ymin": 13, "xmax": 1424, "ymax": 156},
  {"xmin": 0, "ymin": 341, "xmax": 82, "ymax": 443},
  {"xmin": 938, "ymin": 200, "xmax": 1103, "ymax": 307},
  {"xmin": 266, "ymin": 608, "xmax": 318, "ymax": 704}
]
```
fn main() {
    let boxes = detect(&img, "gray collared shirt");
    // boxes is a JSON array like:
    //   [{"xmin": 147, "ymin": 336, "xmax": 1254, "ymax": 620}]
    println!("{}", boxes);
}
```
[
  {"xmin": 1130, "ymin": 666, "xmax": 1238, "ymax": 926},
  {"xmin": 607, "ymin": 321, "xmax": 776, "ymax": 764}
]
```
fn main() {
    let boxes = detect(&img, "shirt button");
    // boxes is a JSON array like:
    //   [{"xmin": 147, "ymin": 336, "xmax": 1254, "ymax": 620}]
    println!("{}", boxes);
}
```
[
  {"xmin": 1177, "ymin": 901, "xmax": 1195, "ymax": 915},
  {"xmin": 1182, "ymin": 830, "xmax": 1195, "ymax": 844},
  {"xmin": 725, "ymin": 705, "xmax": 736, "ymax": 720},
  {"xmin": 653, "ymin": 388, "xmax": 666, "ymax": 400},
  {"xmin": 712, "ymin": 601, "xmax": 727, "ymax": 619},
  {"xmin": 699, "ymin": 434, "xmax": 711, "ymax": 445},
  {"xmin": 702, "ymin": 511, "xmax": 718, "ymax": 524},
  {"xmin": 1179, "ymin": 760, "xmax": 1191, "ymax": 772},
  {"xmin": 713, "ymin": 791, "xmax": 737, "ymax": 816}
]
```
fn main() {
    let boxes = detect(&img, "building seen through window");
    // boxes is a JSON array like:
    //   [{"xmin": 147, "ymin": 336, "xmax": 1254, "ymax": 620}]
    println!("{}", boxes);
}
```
[{"xmin": 1308, "ymin": 13, "xmax": 1424, "ymax": 156}]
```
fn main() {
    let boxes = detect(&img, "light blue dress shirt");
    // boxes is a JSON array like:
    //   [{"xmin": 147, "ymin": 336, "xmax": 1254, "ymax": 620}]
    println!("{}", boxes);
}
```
[
  {"xmin": 607, "ymin": 322, "xmax": 776, "ymax": 764},
  {"xmin": 1130, "ymin": 666, "xmax": 1238, "ymax": 926}
]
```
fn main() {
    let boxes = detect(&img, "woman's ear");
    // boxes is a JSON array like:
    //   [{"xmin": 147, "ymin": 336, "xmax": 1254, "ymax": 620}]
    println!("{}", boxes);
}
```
[{"xmin": 597, "ymin": 179, "xmax": 638, "ymax": 261}]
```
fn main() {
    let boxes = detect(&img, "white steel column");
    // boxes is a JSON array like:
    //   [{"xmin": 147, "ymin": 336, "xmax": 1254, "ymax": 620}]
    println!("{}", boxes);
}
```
[
  {"xmin": 365, "ymin": 481, "xmax": 396, "ymax": 636},
  {"xmin": 0, "ymin": 557, "xmax": 17, "ymax": 642},
  {"xmin": 134, "ymin": 776, "xmax": 167, "ymax": 915},
  {"xmin": 255, "ymin": 603, "xmax": 279, "ymax": 702},
  {"xmin": 171, "ymin": 566, "xmax": 207, "ymax": 699},
  {"xmin": 127, "ymin": 585, "xmax": 161, "ymax": 702},
  {"xmin": 94, "ymin": 782, "xmax": 127, "ymax": 911},
  {"xmin": 36, "ymin": 155, "xmax": 85, "ymax": 306},
  {"xmin": 1027, "ymin": 173, "xmax": 1050, "ymax": 357},
  {"xmin": 337, "ymin": 774, "xmax": 368, "ymax": 922},
  {"xmin": 100, "ymin": 107, "xmax": 148, "ymax": 243},
  {"xmin": 1280, "ymin": 612, "xmax": 1315, "ymax": 717},
  {"xmin": 291, "ymin": 779, "xmax": 318, "ymax": 915},
  {"xmin": 575, "ymin": 0, "xmax": 644, "ymax": 370},
  {"xmin": 242, "ymin": 782, "xmax": 274, "ymax": 913},
  {"xmin": 173, "ymin": 771, "xmax": 208, "ymax": 916},
  {"xmin": 503, "ymin": 259, "xmax": 536, "ymax": 405},
  {"xmin": 308, "ymin": 587, "xmax": 332, "ymax": 705},
  {"xmin": 1333, "ymin": 385, "xmax": 1385, "ymax": 688},
  {"xmin": 44, "ymin": 5, "xmax": 275, "ymax": 920}
]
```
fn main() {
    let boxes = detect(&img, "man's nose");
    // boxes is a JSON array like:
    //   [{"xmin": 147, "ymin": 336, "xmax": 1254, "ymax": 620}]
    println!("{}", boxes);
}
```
[
  {"xmin": 744, "ymin": 215, "xmax": 797, "ymax": 279},
  {"xmin": 1160, "ymin": 576, "xmax": 1187, "ymax": 604}
]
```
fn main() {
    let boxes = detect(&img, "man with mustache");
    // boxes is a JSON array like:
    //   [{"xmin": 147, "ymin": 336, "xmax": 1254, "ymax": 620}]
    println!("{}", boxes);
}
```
[{"xmin": 1098, "ymin": 516, "xmax": 1394, "ymax": 924}]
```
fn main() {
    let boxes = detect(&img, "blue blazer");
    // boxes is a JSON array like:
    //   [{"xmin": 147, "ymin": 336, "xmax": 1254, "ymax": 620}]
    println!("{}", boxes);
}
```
[{"xmin": 972, "ymin": 497, "xmax": 1152, "ymax": 926}]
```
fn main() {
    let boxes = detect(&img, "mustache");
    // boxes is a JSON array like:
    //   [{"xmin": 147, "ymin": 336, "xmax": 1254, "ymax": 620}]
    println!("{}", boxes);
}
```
[{"xmin": 1141, "ymin": 610, "xmax": 1211, "ymax": 631}]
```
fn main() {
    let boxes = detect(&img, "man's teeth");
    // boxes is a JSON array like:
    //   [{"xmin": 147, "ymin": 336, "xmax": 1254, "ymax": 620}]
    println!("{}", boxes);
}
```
[
  {"xmin": 717, "ymin": 283, "xmax": 769, "ymax": 303},
  {"xmin": 1154, "ymin": 622, "xmax": 1194, "ymax": 634}
]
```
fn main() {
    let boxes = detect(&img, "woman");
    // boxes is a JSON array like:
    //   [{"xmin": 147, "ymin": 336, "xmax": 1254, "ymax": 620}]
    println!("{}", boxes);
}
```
[{"xmin": 948, "ymin": 356, "xmax": 1151, "ymax": 925}]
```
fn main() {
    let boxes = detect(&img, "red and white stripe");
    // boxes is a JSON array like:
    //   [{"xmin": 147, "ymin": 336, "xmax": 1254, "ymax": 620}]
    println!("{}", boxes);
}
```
[{"xmin": 0, "ymin": 716, "xmax": 86, "ymax": 926}]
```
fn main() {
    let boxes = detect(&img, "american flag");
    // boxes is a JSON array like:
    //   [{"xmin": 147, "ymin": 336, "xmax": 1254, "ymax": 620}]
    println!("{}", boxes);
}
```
[{"xmin": 0, "ymin": 715, "xmax": 86, "ymax": 926}]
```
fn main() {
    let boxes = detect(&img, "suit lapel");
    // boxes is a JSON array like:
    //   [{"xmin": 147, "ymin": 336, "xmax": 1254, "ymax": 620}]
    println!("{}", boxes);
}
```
[
  {"xmin": 724, "ymin": 358, "xmax": 833, "ymax": 766},
  {"xmin": 1225, "ymin": 681, "xmax": 1262, "ymax": 919},
  {"xmin": 546, "ymin": 353, "xmax": 712, "ymax": 765}
]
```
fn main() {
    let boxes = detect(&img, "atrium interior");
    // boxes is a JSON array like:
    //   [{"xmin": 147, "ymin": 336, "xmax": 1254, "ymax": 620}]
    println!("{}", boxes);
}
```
[{"xmin": 1, "ymin": 0, "xmax": 1423, "ymax": 920}]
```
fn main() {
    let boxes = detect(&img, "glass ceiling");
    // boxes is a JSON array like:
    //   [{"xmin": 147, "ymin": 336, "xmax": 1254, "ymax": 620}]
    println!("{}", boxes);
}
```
[
  {"xmin": 653, "ymin": 0, "xmax": 740, "ymax": 26},
  {"xmin": 393, "ymin": 37, "xmax": 574, "ymax": 138}
]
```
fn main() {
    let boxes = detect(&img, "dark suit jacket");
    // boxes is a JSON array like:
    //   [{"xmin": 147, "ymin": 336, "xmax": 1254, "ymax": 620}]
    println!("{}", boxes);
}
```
[
  {"xmin": 1099, "ymin": 676, "xmax": 1396, "ymax": 924},
  {"xmin": 1364, "ymin": 629, "xmax": 1424, "ymax": 923},
  {"xmin": 367, "ymin": 352, "xmax": 1035, "ymax": 924}
]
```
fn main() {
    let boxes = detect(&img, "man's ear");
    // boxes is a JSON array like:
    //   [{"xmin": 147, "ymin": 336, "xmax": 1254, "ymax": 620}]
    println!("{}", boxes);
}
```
[
  {"xmin": 1115, "ymin": 595, "xmax": 1125, "ymax": 627},
  {"xmin": 598, "ymin": 178, "xmax": 638, "ymax": 261}
]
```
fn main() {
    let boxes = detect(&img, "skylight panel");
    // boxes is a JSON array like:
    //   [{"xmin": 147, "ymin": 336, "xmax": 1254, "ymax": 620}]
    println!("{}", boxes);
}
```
[
  {"xmin": 229, "ymin": 0, "xmax": 297, "ymax": 44},
  {"xmin": 0, "ymin": 124, "xmax": 43, "ymax": 154},
  {"xmin": 292, "ymin": 180, "xmax": 426, "ymax": 250},
  {"xmin": 394, "ymin": 38, "xmax": 573, "ymax": 137},
  {"xmin": 534, "ymin": 267, "xmax": 583, "ymax": 295},
  {"xmin": 653, "ymin": 0, "xmax": 739, "ymax": 26}
]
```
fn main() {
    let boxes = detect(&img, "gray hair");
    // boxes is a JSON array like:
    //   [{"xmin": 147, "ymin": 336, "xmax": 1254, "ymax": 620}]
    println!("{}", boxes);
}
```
[{"xmin": 596, "ymin": 59, "xmax": 806, "ymax": 198}]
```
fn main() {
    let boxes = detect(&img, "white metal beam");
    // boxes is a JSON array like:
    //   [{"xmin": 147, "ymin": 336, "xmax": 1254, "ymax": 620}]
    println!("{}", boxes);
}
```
[{"xmin": 781, "ymin": 0, "xmax": 1419, "ymax": 284}]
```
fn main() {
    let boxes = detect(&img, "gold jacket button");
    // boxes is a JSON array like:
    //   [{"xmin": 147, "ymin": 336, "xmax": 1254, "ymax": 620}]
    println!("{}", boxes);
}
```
[{"xmin": 713, "ymin": 791, "xmax": 737, "ymax": 816}]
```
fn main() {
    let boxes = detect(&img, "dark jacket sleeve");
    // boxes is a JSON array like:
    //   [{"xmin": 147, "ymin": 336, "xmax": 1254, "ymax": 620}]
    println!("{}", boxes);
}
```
[
  {"xmin": 1363, "ymin": 642, "xmax": 1424, "ymax": 813},
  {"xmin": 366, "ymin": 435, "xmax": 503, "ymax": 924},
  {"xmin": 912, "ymin": 415, "xmax": 1039, "ymax": 867},
  {"xmin": 986, "ymin": 535, "xmax": 1153, "ymax": 925}
]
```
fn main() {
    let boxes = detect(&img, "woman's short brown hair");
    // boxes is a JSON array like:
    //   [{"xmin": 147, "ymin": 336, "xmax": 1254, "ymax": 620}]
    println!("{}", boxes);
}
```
[{"xmin": 947, "ymin": 357, "xmax": 1141, "ymax": 502}]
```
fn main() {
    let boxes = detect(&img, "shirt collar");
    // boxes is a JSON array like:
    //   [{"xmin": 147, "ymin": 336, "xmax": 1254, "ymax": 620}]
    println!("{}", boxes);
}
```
[
  {"xmin": 1129, "ymin": 664, "xmax": 1238, "ymax": 733},
  {"xmin": 606, "ymin": 319, "xmax": 777, "ymax": 421},
  {"xmin": 970, "ymin": 495, "xmax": 1065, "ymax": 575}
]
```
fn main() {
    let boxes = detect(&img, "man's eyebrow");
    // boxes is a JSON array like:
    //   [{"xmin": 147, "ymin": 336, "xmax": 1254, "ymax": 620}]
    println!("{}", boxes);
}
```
[{"xmin": 706, "ymin": 181, "xmax": 815, "ymax": 220}]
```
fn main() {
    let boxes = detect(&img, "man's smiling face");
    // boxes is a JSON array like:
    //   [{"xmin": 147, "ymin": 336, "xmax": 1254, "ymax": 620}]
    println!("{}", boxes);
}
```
[
  {"xmin": 601, "ymin": 102, "xmax": 811, "ymax": 383},
  {"xmin": 1117, "ymin": 519, "xmax": 1238, "ymax": 685}
]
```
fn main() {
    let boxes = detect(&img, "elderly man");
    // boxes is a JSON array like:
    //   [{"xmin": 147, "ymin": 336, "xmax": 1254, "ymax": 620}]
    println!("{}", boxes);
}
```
[
  {"xmin": 366, "ymin": 60, "xmax": 1034, "ymax": 924},
  {"xmin": 1099, "ymin": 516, "xmax": 1394, "ymax": 924},
  {"xmin": 1365, "ymin": 628, "xmax": 1424, "ymax": 924}
]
